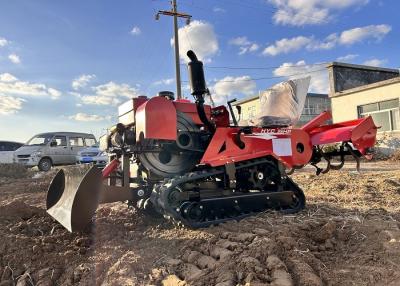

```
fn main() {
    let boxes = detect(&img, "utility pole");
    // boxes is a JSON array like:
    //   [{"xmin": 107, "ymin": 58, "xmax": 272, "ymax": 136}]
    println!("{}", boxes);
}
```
[{"xmin": 155, "ymin": 0, "xmax": 192, "ymax": 100}]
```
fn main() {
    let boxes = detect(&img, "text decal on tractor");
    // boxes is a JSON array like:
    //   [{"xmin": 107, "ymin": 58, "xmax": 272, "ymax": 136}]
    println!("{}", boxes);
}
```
[{"xmin": 46, "ymin": 50, "xmax": 377, "ymax": 232}]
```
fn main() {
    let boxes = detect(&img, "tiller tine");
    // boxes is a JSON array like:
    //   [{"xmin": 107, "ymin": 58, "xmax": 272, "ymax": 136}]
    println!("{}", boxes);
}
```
[{"xmin": 46, "ymin": 165, "xmax": 103, "ymax": 232}]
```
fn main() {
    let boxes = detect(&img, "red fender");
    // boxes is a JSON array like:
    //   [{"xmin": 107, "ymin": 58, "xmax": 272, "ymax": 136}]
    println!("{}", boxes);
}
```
[{"xmin": 200, "ymin": 127, "xmax": 313, "ymax": 168}]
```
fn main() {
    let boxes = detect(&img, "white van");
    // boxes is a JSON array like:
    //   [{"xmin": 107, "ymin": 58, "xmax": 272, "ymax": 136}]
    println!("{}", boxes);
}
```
[{"xmin": 15, "ymin": 132, "xmax": 97, "ymax": 171}]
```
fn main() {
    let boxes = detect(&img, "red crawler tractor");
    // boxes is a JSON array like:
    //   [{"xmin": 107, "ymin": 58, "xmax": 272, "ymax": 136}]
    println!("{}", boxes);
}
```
[{"xmin": 46, "ymin": 51, "xmax": 377, "ymax": 232}]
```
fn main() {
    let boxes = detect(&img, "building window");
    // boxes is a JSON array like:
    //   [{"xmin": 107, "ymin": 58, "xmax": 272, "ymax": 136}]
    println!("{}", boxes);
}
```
[
  {"xmin": 300, "ymin": 96, "xmax": 331, "ymax": 125},
  {"xmin": 247, "ymin": 106, "xmax": 256, "ymax": 120},
  {"xmin": 358, "ymin": 99, "xmax": 399, "ymax": 132},
  {"xmin": 303, "ymin": 97, "xmax": 330, "ymax": 116}
]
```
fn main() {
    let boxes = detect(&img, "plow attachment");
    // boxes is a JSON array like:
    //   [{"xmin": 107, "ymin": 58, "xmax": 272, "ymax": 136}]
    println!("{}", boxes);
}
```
[
  {"xmin": 302, "ymin": 111, "xmax": 377, "ymax": 153},
  {"xmin": 46, "ymin": 165, "xmax": 146, "ymax": 232}
]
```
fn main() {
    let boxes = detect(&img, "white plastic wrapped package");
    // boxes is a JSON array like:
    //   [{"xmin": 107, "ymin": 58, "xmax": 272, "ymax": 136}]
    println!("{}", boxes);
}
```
[{"xmin": 250, "ymin": 76, "xmax": 311, "ymax": 127}]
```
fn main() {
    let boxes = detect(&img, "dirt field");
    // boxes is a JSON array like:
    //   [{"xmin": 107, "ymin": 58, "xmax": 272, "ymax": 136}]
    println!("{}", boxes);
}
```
[{"xmin": 1, "ymin": 162, "xmax": 400, "ymax": 286}]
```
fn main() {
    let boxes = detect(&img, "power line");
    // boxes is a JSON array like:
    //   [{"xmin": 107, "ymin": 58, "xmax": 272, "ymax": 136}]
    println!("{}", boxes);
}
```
[
  {"xmin": 177, "ymin": 25, "xmax": 328, "ymax": 72},
  {"xmin": 182, "ymin": 68, "xmax": 326, "ymax": 83},
  {"xmin": 180, "ymin": 62, "xmax": 329, "ymax": 71},
  {"xmin": 183, "ymin": 28, "xmax": 194, "ymax": 51}
]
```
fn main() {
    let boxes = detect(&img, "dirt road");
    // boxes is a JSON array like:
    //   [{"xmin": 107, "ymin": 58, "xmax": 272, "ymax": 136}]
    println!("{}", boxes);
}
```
[{"xmin": 1, "ymin": 162, "xmax": 400, "ymax": 285}]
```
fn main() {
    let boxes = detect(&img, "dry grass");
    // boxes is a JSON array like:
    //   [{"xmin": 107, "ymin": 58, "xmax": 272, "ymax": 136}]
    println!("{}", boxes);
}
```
[
  {"xmin": 389, "ymin": 150, "xmax": 400, "ymax": 162},
  {"xmin": 293, "ymin": 168, "xmax": 400, "ymax": 213}
]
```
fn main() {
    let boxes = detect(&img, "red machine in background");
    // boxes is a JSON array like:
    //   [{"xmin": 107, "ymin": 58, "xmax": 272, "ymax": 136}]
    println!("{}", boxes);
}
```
[{"xmin": 46, "ymin": 51, "xmax": 377, "ymax": 232}]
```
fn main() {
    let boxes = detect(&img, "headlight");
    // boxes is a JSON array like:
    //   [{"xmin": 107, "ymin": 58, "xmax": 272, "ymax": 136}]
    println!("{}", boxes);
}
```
[
  {"xmin": 99, "ymin": 151, "xmax": 107, "ymax": 156},
  {"xmin": 32, "ymin": 151, "xmax": 42, "ymax": 157}
]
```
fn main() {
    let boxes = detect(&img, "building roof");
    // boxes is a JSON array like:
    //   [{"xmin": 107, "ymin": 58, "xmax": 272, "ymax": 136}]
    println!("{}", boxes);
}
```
[
  {"xmin": 232, "ymin": 94, "xmax": 258, "ymax": 105},
  {"xmin": 306, "ymin": 92, "xmax": 329, "ymax": 98},
  {"xmin": 232, "ymin": 92, "xmax": 328, "ymax": 105},
  {"xmin": 327, "ymin": 61, "xmax": 400, "ymax": 97},
  {"xmin": 327, "ymin": 62, "xmax": 399, "ymax": 74},
  {"xmin": 330, "ymin": 76, "xmax": 400, "ymax": 98}
]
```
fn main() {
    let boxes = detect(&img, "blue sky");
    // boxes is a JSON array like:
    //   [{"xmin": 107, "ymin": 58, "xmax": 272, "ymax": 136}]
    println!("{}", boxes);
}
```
[{"xmin": 0, "ymin": 0, "xmax": 398, "ymax": 142}]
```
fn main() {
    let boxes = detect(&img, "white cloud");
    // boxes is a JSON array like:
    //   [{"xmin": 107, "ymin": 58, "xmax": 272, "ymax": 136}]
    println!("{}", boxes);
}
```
[
  {"xmin": 48, "ymin": 88, "xmax": 61, "ymax": 99},
  {"xmin": 306, "ymin": 33, "xmax": 338, "ymax": 50},
  {"xmin": 263, "ymin": 36, "xmax": 312, "ymax": 56},
  {"xmin": 211, "ymin": 76, "xmax": 256, "ymax": 104},
  {"xmin": 0, "ymin": 73, "xmax": 18, "ymax": 82},
  {"xmin": 8, "ymin": 53, "xmax": 21, "ymax": 64},
  {"xmin": 94, "ymin": 81, "xmax": 139, "ymax": 98},
  {"xmin": 263, "ymin": 24, "xmax": 391, "ymax": 56},
  {"xmin": 0, "ymin": 94, "xmax": 25, "ymax": 115},
  {"xmin": 68, "ymin": 113, "xmax": 110, "ymax": 122},
  {"xmin": 81, "ymin": 81, "xmax": 140, "ymax": 106},
  {"xmin": 337, "ymin": 54, "xmax": 359, "ymax": 62},
  {"xmin": 248, "ymin": 44, "xmax": 259, "ymax": 52},
  {"xmin": 273, "ymin": 61, "xmax": 328, "ymax": 94},
  {"xmin": 182, "ymin": 84, "xmax": 191, "ymax": 92},
  {"xmin": 130, "ymin": 26, "xmax": 141, "ymax": 36},
  {"xmin": 229, "ymin": 37, "xmax": 259, "ymax": 55},
  {"xmin": 229, "ymin": 37, "xmax": 251, "ymax": 46},
  {"xmin": 154, "ymin": 78, "xmax": 175, "ymax": 85},
  {"xmin": 363, "ymin": 58, "xmax": 387, "ymax": 67},
  {"xmin": 0, "ymin": 37, "xmax": 8, "ymax": 47},
  {"xmin": 81, "ymin": 95, "xmax": 121, "ymax": 106},
  {"xmin": 0, "ymin": 73, "xmax": 62, "ymax": 99},
  {"xmin": 72, "ymin": 74, "xmax": 96, "ymax": 90},
  {"xmin": 213, "ymin": 7, "xmax": 226, "ymax": 13},
  {"xmin": 268, "ymin": 0, "xmax": 369, "ymax": 26},
  {"xmin": 172, "ymin": 20, "xmax": 218, "ymax": 62},
  {"xmin": 338, "ymin": 24, "xmax": 391, "ymax": 45}
]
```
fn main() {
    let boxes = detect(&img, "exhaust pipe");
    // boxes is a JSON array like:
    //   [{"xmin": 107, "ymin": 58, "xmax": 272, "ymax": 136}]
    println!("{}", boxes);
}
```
[{"xmin": 46, "ymin": 161, "xmax": 149, "ymax": 232}]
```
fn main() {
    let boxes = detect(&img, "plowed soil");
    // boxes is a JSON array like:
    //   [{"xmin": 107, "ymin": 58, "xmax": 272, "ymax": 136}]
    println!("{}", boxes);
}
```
[{"xmin": 1, "ymin": 162, "xmax": 400, "ymax": 286}]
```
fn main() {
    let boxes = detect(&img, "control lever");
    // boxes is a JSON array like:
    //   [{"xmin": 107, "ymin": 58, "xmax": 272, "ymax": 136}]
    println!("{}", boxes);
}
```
[
  {"xmin": 236, "ymin": 105, "xmax": 242, "ymax": 121},
  {"xmin": 227, "ymin": 98, "xmax": 238, "ymax": 126}
]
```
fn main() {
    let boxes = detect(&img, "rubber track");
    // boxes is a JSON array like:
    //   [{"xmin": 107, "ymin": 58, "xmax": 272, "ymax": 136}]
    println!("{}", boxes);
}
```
[{"xmin": 150, "ymin": 158, "xmax": 305, "ymax": 228}]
